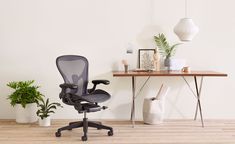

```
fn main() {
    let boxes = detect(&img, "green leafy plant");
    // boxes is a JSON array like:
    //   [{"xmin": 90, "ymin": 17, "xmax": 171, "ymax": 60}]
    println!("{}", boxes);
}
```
[
  {"xmin": 154, "ymin": 33, "xmax": 181, "ymax": 59},
  {"xmin": 36, "ymin": 98, "xmax": 63, "ymax": 120},
  {"xmin": 7, "ymin": 80, "xmax": 44, "ymax": 108}
]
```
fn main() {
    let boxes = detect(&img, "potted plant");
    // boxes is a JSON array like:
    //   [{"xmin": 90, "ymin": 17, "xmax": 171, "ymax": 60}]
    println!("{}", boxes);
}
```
[
  {"xmin": 36, "ymin": 98, "xmax": 62, "ymax": 127},
  {"xmin": 154, "ymin": 33, "xmax": 182, "ymax": 70},
  {"xmin": 7, "ymin": 80, "xmax": 44, "ymax": 123}
]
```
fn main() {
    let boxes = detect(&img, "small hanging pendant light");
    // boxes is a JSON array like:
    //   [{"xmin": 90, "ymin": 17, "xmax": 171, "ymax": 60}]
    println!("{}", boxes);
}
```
[{"xmin": 174, "ymin": 0, "xmax": 199, "ymax": 41}]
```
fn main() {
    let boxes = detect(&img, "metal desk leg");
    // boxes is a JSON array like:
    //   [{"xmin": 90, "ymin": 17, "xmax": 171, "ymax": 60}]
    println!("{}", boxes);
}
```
[
  {"xmin": 194, "ymin": 76, "xmax": 204, "ymax": 127},
  {"xmin": 194, "ymin": 76, "xmax": 204, "ymax": 120},
  {"xmin": 130, "ymin": 76, "xmax": 136, "ymax": 127}
]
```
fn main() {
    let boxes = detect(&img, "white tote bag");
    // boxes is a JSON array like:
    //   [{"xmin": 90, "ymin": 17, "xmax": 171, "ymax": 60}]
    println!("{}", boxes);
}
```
[
  {"xmin": 143, "ymin": 99, "xmax": 165, "ymax": 124},
  {"xmin": 143, "ymin": 85, "xmax": 170, "ymax": 124}
]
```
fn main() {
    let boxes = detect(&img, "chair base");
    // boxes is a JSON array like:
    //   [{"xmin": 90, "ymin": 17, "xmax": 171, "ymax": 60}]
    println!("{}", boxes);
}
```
[{"xmin": 55, "ymin": 118, "xmax": 113, "ymax": 141}]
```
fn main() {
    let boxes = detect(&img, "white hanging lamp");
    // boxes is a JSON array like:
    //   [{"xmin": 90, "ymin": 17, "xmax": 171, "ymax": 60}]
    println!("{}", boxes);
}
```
[{"xmin": 174, "ymin": 0, "xmax": 199, "ymax": 41}]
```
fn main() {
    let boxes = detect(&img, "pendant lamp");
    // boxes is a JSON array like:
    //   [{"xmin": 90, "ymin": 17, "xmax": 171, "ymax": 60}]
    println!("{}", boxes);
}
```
[{"xmin": 174, "ymin": 0, "xmax": 199, "ymax": 41}]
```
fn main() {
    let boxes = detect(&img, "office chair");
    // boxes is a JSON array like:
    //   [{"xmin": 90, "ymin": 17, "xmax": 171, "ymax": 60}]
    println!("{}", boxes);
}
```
[{"xmin": 55, "ymin": 55, "xmax": 113, "ymax": 141}]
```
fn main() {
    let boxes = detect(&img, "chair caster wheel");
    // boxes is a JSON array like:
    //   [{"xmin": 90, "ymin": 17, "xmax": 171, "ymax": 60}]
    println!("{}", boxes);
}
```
[
  {"xmin": 108, "ymin": 130, "xmax": 113, "ymax": 136},
  {"xmin": 55, "ymin": 131, "xmax": 61, "ymax": 137},
  {"xmin": 81, "ymin": 136, "xmax": 87, "ymax": 141}
]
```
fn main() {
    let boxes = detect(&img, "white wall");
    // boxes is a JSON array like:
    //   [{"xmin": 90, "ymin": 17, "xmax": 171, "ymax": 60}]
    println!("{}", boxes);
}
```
[{"xmin": 0, "ymin": 0, "xmax": 234, "ymax": 120}]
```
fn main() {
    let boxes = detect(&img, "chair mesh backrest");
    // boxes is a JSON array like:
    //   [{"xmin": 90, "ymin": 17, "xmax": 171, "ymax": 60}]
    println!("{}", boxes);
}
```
[{"xmin": 56, "ymin": 55, "xmax": 89, "ymax": 96}]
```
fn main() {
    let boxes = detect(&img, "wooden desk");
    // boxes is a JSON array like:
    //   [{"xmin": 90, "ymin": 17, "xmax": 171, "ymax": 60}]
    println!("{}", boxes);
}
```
[{"xmin": 113, "ymin": 70, "xmax": 227, "ymax": 127}]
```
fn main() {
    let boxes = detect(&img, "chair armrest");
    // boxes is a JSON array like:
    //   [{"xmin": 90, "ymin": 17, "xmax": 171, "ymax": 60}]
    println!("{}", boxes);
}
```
[
  {"xmin": 59, "ymin": 83, "xmax": 78, "ymax": 99},
  {"xmin": 59, "ymin": 83, "xmax": 78, "ymax": 89},
  {"xmin": 88, "ymin": 80, "xmax": 110, "ymax": 93},
  {"xmin": 92, "ymin": 80, "xmax": 110, "ymax": 85},
  {"xmin": 59, "ymin": 84, "xmax": 93, "ymax": 105}
]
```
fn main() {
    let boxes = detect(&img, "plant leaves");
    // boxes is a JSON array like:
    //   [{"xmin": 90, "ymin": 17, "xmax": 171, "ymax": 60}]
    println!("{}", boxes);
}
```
[
  {"xmin": 36, "ymin": 97, "xmax": 62, "ymax": 119},
  {"xmin": 6, "ymin": 80, "xmax": 44, "ymax": 107},
  {"xmin": 154, "ymin": 33, "xmax": 181, "ymax": 58}
]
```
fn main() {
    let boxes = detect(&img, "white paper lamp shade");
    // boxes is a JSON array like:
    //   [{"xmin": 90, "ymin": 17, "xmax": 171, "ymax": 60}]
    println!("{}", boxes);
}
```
[{"xmin": 174, "ymin": 18, "xmax": 199, "ymax": 41}]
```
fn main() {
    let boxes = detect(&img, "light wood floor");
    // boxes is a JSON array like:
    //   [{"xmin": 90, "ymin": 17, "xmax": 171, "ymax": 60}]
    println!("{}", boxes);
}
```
[{"xmin": 0, "ymin": 119, "xmax": 235, "ymax": 144}]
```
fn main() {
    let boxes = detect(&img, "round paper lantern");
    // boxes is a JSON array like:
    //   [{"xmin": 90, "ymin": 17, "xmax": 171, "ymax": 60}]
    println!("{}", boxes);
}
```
[{"xmin": 174, "ymin": 18, "xmax": 199, "ymax": 41}]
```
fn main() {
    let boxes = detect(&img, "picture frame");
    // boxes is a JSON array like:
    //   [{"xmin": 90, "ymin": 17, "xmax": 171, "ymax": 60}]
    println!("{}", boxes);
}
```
[{"xmin": 138, "ymin": 49, "xmax": 156, "ymax": 70}]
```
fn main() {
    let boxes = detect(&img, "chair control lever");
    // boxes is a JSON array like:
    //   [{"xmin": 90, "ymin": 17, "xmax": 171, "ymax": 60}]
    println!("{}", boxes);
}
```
[{"xmin": 102, "ymin": 106, "xmax": 108, "ymax": 110}]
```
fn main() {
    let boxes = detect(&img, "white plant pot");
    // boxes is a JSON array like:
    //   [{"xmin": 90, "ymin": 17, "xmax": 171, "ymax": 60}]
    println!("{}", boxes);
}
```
[
  {"xmin": 15, "ymin": 103, "xmax": 38, "ymax": 123},
  {"xmin": 39, "ymin": 117, "xmax": 51, "ymax": 127}
]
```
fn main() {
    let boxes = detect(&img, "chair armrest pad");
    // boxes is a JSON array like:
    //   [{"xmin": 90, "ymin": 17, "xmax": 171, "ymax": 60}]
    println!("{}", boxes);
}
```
[
  {"xmin": 59, "ymin": 83, "xmax": 78, "ymax": 89},
  {"xmin": 92, "ymin": 80, "xmax": 110, "ymax": 85}
]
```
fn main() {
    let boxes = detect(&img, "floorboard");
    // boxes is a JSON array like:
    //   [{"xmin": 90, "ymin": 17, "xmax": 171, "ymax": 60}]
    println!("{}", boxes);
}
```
[{"xmin": 0, "ymin": 119, "xmax": 235, "ymax": 144}]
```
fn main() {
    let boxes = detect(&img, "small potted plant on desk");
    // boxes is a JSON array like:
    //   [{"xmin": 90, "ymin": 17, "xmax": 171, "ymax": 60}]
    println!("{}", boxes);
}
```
[
  {"xmin": 7, "ymin": 80, "xmax": 43, "ymax": 123},
  {"xmin": 154, "ymin": 33, "xmax": 182, "ymax": 70},
  {"xmin": 36, "ymin": 98, "xmax": 62, "ymax": 127}
]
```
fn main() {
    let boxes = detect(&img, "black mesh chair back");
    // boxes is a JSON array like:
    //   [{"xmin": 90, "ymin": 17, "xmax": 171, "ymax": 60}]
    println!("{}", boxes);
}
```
[{"xmin": 56, "ymin": 55, "xmax": 88, "ymax": 96}]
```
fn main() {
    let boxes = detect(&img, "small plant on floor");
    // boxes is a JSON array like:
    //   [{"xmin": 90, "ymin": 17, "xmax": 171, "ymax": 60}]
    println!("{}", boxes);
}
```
[{"xmin": 36, "ymin": 98, "xmax": 63, "ymax": 120}]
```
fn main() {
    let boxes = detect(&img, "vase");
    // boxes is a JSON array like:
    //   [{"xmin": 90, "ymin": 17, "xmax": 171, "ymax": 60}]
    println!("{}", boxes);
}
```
[
  {"xmin": 164, "ymin": 58, "xmax": 186, "ymax": 71},
  {"xmin": 164, "ymin": 58, "xmax": 171, "ymax": 70}
]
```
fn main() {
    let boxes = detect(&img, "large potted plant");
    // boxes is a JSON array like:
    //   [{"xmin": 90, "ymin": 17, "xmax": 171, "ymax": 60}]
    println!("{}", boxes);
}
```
[
  {"xmin": 37, "ymin": 98, "xmax": 62, "ymax": 127},
  {"xmin": 7, "ymin": 80, "xmax": 43, "ymax": 123},
  {"xmin": 154, "ymin": 33, "xmax": 182, "ymax": 70}
]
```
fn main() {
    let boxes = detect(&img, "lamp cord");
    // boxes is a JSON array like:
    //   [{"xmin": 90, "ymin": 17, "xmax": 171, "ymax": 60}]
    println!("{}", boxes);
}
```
[{"xmin": 185, "ymin": 0, "xmax": 188, "ymax": 18}]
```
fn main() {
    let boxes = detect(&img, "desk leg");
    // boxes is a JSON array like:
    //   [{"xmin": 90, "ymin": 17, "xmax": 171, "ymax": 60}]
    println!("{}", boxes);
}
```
[
  {"xmin": 194, "ymin": 76, "xmax": 204, "ymax": 127},
  {"xmin": 130, "ymin": 76, "xmax": 136, "ymax": 127},
  {"xmin": 194, "ymin": 76, "xmax": 204, "ymax": 120}
]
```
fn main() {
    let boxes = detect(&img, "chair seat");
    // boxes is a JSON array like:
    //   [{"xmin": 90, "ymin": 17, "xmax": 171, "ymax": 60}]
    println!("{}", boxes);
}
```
[
  {"xmin": 81, "ymin": 103, "xmax": 102, "ymax": 112},
  {"xmin": 83, "ymin": 89, "xmax": 111, "ymax": 103}
]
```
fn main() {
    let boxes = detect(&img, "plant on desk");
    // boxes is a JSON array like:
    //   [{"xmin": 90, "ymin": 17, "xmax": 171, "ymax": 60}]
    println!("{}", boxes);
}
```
[
  {"xmin": 36, "ymin": 98, "xmax": 63, "ymax": 127},
  {"xmin": 154, "ymin": 33, "xmax": 181, "ymax": 70}
]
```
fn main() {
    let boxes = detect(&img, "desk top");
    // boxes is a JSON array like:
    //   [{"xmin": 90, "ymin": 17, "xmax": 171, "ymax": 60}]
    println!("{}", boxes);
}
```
[{"xmin": 113, "ymin": 70, "xmax": 228, "ymax": 77}]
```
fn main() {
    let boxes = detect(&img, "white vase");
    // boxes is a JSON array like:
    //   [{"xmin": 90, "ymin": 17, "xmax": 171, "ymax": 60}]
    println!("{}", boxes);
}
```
[
  {"xmin": 164, "ymin": 58, "xmax": 186, "ymax": 71},
  {"xmin": 39, "ymin": 117, "xmax": 51, "ymax": 127},
  {"xmin": 15, "ymin": 103, "xmax": 38, "ymax": 123}
]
